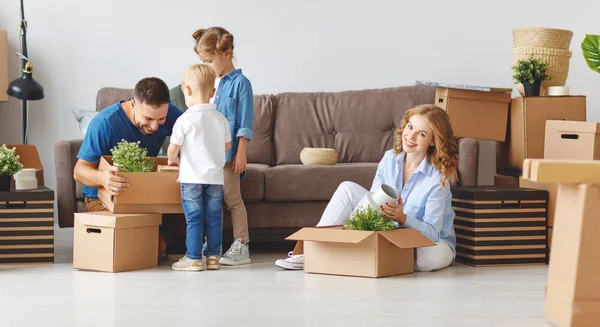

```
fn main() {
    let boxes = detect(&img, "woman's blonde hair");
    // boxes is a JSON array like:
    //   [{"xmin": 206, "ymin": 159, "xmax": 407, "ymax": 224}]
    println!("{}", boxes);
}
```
[{"xmin": 393, "ymin": 104, "xmax": 459, "ymax": 187}]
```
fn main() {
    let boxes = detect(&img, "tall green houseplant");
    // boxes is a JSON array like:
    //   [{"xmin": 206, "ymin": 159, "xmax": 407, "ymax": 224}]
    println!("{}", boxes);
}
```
[{"xmin": 582, "ymin": 34, "xmax": 600, "ymax": 73}]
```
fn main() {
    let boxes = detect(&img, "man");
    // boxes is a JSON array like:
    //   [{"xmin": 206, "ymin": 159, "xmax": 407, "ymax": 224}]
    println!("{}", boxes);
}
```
[{"xmin": 74, "ymin": 77, "xmax": 183, "ymax": 256}]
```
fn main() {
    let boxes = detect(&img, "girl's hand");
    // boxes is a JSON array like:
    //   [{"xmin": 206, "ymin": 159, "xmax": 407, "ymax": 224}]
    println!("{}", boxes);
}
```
[
  {"xmin": 381, "ymin": 194, "xmax": 406, "ymax": 224},
  {"xmin": 232, "ymin": 152, "xmax": 247, "ymax": 174}
]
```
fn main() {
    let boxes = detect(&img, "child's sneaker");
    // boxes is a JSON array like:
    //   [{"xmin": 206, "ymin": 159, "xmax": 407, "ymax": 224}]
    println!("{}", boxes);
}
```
[
  {"xmin": 220, "ymin": 238, "xmax": 251, "ymax": 266},
  {"xmin": 206, "ymin": 256, "xmax": 220, "ymax": 270},
  {"xmin": 275, "ymin": 251, "xmax": 304, "ymax": 270},
  {"xmin": 172, "ymin": 256, "xmax": 203, "ymax": 272}
]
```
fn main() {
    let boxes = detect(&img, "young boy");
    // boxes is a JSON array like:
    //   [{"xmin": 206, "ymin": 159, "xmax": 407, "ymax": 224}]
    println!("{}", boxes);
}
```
[{"xmin": 168, "ymin": 64, "xmax": 231, "ymax": 271}]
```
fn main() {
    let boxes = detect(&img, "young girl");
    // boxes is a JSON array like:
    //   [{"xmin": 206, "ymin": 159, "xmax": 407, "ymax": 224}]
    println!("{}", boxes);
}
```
[
  {"xmin": 275, "ymin": 104, "xmax": 459, "ymax": 272},
  {"xmin": 191, "ymin": 27, "xmax": 253, "ymax": 266}
]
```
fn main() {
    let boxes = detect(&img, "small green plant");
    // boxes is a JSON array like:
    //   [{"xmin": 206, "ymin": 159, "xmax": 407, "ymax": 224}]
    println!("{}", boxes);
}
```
[
  {"xmin": 512, "ymin": 57, "xmax": 551, "ymax": 84},
  {"xmin": 0, "ymin": 144, "xmax": 23, "ymax": 176},
  {"xmin": 582, "ymin": 34, "xmax": 600, "ymax": 74},
  {"xmin": 110, "ymin": 140, "xmax": 154, "ymax": 172},
  {"xmin": 344, "ymin": 205, "xmax": 395, "ymax": 232}
]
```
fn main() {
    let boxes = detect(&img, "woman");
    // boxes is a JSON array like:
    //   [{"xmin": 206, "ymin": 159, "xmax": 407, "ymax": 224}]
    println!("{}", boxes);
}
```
[{"xmin": 275, "ymin": 104, "xmax": 459, "ymax": 272}]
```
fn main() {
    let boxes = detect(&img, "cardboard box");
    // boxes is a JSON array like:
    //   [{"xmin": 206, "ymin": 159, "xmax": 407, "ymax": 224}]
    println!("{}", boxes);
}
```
[
  {"xmin": 545, "ymin": 183, "xmax": 600, "ymax": 327},
  {"xmin": 494, "ymin": 174, "xmax": 520, "ymax": 187},
  {"xmin": 286, "ymin": 226, "xmax": 434, "ymax": 278},
  {"xmin": 452, "ymin": 186, "xmax": 548, "ymax": 266},
  {"xmin": 0, "ymin": 186, "xmax": 54, "ymax": 265},
  {"xmin": 545, "ymin": 120, "xmax": 600, "ymax": 160},
  {"xmin": 523, "ymin": 159, "xmax": 600, "ymax": 184},
  {"xmin": 5, "ymin": 144, "xmax": 45, "ymax": 187},
  {"xmin": 435, "ymin": 87, "xmax": 511, "ymax": 141},
  {"xmin": 0, "ymin": 30, "xmax": 8, "ymax": 102},
  {"xmin": 73, "ymin": 212, "xmax": 162, "ymax": 272},
  {"xmin": 97, "ymin": 156, "xmax": 182, "ymax": 214},
  {"xmin": 496, "ymin": 96, "xmax": 587, "ymax": 175}
]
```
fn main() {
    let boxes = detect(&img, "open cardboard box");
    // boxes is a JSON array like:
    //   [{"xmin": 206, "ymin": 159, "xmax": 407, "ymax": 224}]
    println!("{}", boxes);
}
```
[
  {"xmin": 5, "ymin": 144, "xmax": 44, "ymax": 187},
  {"xmin": 286, "ymin": 226, "xmax": 434, "ymax": 278},
  {"xmin": 97, "ymin": 156, "xmax": 183, "ymax": 214}
]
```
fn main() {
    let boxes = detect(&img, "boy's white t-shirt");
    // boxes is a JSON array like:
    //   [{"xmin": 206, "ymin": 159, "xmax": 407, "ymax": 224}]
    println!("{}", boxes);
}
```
[{"xmin": 170, "ymin": 103, "xmax": 231, "ymax": 184}]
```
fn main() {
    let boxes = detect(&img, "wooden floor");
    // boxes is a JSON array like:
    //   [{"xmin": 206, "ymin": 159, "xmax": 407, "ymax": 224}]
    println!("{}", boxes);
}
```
[{"xmin": 0, "ymin": 227, "xmax": 553, "ymax": 327}]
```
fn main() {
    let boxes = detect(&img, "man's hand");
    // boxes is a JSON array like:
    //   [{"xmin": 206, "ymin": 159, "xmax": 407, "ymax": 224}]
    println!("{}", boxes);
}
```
[
  {"xmin": 232, "ymin": 152, "xmax": 247, "ymax": 174},
  {"xmin": 102, "ymin": 166, "xmax": 129, "ymax": 196},
  {"xmin": 381, "ymin": 193, "xmax": 406, "ymax": 224}
]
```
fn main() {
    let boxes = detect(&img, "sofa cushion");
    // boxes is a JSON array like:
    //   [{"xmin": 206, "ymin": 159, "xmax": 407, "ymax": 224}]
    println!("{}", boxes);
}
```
[
  {"xmin": 273, "ymin": 86, "xmax": 436, "ymax": 165},
  {"xmin": 264, "ymin": 163, "xmax": 378, "ymax": 201},
  {"xmin": 241, "ymin": 163, "xmax": 269, "ymax": 202},
  {"xmin": 246, "ymin": 95, "xmax": 276, "ymax": 166}
]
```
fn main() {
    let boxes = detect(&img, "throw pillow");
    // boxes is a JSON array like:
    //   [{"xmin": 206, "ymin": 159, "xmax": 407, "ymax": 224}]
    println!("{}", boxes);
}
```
[{"xmin": 72, "ymin": 109, "xmax": 98, "ymax": 138}]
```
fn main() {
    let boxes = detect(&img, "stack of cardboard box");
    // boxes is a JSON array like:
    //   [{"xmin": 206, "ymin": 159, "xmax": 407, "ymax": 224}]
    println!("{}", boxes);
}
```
[
  {"xmin": 522, "ymin": 159, "xmax": 600, "ymax": 326},
  {"xmin": 73, "ymin": 156, "xmax": 182, "ymax": 273},
  {"xmin": 494, "ymin": 96, "xmax": 587, "ymax": 258}
]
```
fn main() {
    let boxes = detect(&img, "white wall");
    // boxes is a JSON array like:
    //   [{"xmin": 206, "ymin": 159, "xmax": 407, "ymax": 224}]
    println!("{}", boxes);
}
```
[{"xmin": 1, "ymin": 0, "xmax": 599, "ymax": 193}]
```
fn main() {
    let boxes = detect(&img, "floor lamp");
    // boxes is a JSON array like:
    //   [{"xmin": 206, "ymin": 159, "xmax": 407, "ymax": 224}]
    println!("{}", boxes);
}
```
[{"xmin": 5, "ymin": 0, "xmax": 44, "ymax": 145}]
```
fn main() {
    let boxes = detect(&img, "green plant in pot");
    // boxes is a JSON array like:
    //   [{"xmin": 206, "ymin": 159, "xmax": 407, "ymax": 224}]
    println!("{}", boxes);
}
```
[
  {"xmin": 110, "ymin": 140, "xmax": 155, "ymax": 172},
  {"xmin": 0, "ymin": 144, "xmax": 24, "ymax": 191},
  {"xmin": 582, "ymin": 34, "xmax": 600, "ymax": 74},
  {"xmin": 344, "ymin": 204, "xmax": 396, "ymax": 232},
  {"xmin": 512, "ymin": 57, "xmax": 551, "ymax": 96}
]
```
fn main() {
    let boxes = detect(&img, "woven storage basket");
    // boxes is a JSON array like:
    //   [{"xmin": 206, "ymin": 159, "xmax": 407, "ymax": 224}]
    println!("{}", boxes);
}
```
[
  {"xmin": 512, "ymin": 27, "xmax": 573, "ymax": 50},
  {"xmin": 300, "ymin": 148, "xmax": 338, "ymax": 165},
  {"xmin": 512, "ymin": 47, "xmax": 572, "ymax": 96}
]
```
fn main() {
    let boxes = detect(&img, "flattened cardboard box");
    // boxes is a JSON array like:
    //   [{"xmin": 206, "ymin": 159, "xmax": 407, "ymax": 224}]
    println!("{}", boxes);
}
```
[
  {"xmin": 496, "ymin": 96, "xmax": 586, "ymax": 175},
  {"xmin": 546, "ymin": 184, "xmax": 600, "ymax": 327},
  {"xmin": 494, "ymin": 174, "xmax": 519, "ymax": 187},
  {"xmin": 0, "ymin": 30, "xmax": 7, "ymax": 102},
  {"xmin": 98, "ymin": 156, "xmax": 182, "ymax": 214},
  {"xmin": 73, "ymin": 212, "xmax": 162, "ymax": 273},
  {"xmin": 5, "ymin": 144, "xmax": 45, "ymax": 187},
  {"xmin": 545, "ymin": 120, "xmax": 600, "ymax": 161},
  {"xmin": 286, "ymin": 226, "xmax": 434, "ymax": 278},
  {"xmin": 435, "ymin": 87, "xmax": 511, "ymax": 142}
]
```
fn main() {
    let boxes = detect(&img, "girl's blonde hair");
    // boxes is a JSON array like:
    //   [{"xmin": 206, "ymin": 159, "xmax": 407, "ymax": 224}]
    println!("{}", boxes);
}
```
[
  {"xmin": 393, "ymin": 104, "xmax": 459, "ymax": 187},
  {"xmin": 192, "ymin": 27, "xmax": 234, "ymax": 56}
]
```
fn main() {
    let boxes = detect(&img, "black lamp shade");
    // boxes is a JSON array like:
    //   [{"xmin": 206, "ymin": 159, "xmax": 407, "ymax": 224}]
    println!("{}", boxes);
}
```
[{"xmin": 7, "ymin": 70, "xmax": 44, "ymax": 101}]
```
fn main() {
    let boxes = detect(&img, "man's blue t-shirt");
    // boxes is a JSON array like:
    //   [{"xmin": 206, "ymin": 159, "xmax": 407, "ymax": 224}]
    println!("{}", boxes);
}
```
[{"xmin": 77, "ymin": 101, "xmax": 183, "ymax": 199}]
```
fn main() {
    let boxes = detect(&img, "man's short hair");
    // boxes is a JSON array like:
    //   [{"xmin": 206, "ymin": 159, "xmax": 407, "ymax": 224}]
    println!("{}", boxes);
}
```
[{"xmin": 134, "ymin": 77, "xmax": 171, "ymax": 107}]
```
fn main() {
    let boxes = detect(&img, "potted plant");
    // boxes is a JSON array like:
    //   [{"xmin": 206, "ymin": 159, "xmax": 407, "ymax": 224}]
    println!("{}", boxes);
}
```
[
  {"xmin": 0, "ymin": 144, "xmax": 24, "ymax": 191},
  {"xmin": 512, "ymin": 57, "xmax": 551, "ymax": 96},
  {"xmin": 582, "ymin": 34, "xmax": 600, "ymax": 74},
  {"xmin": 344, "ymin": 204, "xmax": 395, "ymax": 231},
  {"xmin": 109, "ymin": 140, "xmax": 155, "ymax": 172}
]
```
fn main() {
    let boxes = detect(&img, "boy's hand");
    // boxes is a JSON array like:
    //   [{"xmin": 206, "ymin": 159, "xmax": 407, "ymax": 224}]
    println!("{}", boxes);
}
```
[
  {"xmin": 232, "ymin": 152, "xmax": 247, "ymax": 174},
  {"xmin": 168, "ymin": 157, "xmax": 180, "ymax": 166}
]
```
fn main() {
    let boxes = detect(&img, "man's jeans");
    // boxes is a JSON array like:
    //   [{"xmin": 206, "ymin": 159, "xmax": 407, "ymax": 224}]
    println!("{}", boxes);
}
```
[{"xmin": 181, "ymin": 184, "xmax": 223, "ymax": 260}]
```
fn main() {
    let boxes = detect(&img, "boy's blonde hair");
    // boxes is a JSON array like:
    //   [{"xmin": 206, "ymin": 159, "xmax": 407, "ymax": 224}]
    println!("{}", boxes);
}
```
[{"xmin": 183, "ymin": 63, "xmax": 216, "ymax": 96}]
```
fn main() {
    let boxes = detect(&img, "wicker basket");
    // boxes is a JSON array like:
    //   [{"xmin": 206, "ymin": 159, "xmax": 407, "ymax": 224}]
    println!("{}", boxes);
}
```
[
  {"xmin": 512, "ymin": 27, "xmax": 573, "ymax": 50},
  {"xmin": 512, "ymin": 47, "xmax": 572, "ymax": 96},
  {"xmin": 300, "ymin": 148, "xmax": 338, "ymax": 165}
]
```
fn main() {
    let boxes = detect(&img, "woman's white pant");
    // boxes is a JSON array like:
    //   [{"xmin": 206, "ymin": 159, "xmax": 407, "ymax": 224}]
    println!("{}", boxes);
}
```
[{"xmin": 316, "ymin": 181, "xmax": 454, "ymax": 272}]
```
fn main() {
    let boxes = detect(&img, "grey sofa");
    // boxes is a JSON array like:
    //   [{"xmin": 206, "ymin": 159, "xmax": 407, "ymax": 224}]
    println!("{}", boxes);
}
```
[{"xmin": 55, "ymin": 85, "xmax": 479, "ymax": 243}]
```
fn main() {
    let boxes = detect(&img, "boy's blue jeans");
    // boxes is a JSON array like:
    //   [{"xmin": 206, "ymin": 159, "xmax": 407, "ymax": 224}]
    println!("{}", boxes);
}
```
[{"xmin": 180, "ymin": 183, "xmax": 223, "ymax": 260}]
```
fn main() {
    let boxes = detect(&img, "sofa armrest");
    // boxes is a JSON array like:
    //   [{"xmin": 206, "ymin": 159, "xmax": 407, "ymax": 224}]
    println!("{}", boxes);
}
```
[
  {"xmin": 55, "ymin": 139, "xmax": 83, "ymax": 228},
  {"xmin": 457, "ymin": 138, "xmax": 479, "ymax": 186}
]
